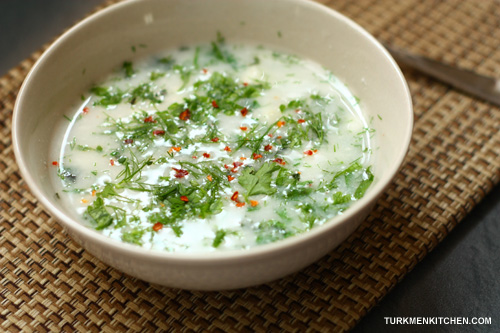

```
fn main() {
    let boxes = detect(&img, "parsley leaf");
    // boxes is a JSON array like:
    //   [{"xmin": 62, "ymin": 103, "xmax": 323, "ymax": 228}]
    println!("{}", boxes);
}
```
[
  {"xmin": 85, "ymin": 197, "xmax": 113, "ymax": 230},
  {"xmin": 238, "ymin": 162, "xmax": 280, "ymax": 198}
]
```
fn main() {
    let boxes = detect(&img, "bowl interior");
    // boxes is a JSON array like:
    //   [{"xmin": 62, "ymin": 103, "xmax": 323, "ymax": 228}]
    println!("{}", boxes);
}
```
[{"xmin": 14, "ymin": 0, "xmax": 412, "ymax": 255}]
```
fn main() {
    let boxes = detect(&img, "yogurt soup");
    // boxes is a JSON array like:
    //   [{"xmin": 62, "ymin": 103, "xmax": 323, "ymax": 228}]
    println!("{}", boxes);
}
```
[{"xmin": 53, "ymin": 36, "xmax": 375, "ymax": 252}]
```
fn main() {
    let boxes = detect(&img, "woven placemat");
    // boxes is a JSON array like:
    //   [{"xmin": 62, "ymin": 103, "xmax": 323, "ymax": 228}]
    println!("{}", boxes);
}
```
[{"xmin": 1, "ymin": 0, "xmax": 500, "ymax": 331}]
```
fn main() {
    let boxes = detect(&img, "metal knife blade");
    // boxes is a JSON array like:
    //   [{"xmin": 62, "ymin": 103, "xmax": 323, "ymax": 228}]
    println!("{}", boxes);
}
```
[{"xmin": 385, "ymin": 44, "xmax": 500, "ymax": 107}]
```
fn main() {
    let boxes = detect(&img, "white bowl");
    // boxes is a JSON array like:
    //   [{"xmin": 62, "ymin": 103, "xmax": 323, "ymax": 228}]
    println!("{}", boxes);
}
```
[{"xmin": 13, "ymin": 0, "xmax": 412, "ymax": 290}]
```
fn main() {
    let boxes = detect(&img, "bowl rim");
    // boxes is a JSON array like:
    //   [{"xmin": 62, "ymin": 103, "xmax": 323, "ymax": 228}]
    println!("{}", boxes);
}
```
[{"xmin": 12, "ymin": 0, "xmax": 413, "ymax": 264}]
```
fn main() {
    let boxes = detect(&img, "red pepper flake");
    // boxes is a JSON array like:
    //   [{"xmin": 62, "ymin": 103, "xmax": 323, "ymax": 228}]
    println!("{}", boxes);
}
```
[
  {"xmin": 240, "ymin": 157, "xmax": 247, "ymax": 160},
  {"xmin": 224, "ymin": 146, "xmax": 232, "ymax": 152},
  {"xmin": 172, "ymin": 167, "xmax": 189, "ymax": 178},
  {"xmin": 202, "ymin": 68, "xmax": 208, "ymax": 74},
  {"xmin": 227, "ymin": 175, "xmax": 235, "ymax": 181},
  {"xmin": 51, "ymin": 161, "xmax": 58, "ymax": 166},
  {"xmin": 180, "ymin": 195, "xmax": 189, "ymax": 202},
  {"xmin": 240, "ymin": 107, "xmax": 248, "ymax": 117},
  {"xmin": 264, "ymin": 144, "xmax": 273, "ymax": 151},
  {"xmin": 92, "ymin": 190, "xmax": 96, "ymax": 196},
  {"xmin": 250, "ymin": 200, "xmax": 259, "ymax": 207},
  {"xmin": 212, "ymin": 100, "xmax": 219, "ymax": 108},
  {"xmin": 179, "ymin": 109, "xmax": 191, "ymax": 121},
  {"xmin": 124, "ymin": 138, "xmax": 134, "ymax": 144},
  {"xmin": 304, "ymin": 150, "xmax": 315, "ymax": 156},
  {"xmin": 173, "ymin": 147, "xmax": 182, "ymax": 152},
  {"xmin": 153, "ymin": 222, "xmax": 163, "ymax": 232},
  {"xmin": 211, "ymin": 137, "xmax": 219, "ymax": 142},
  {"xmin": 240, "ymin": 126, "xmax": 247, "ymax": 131},
  {"xmin": 192, "ymin": 155, "xmax": 198, "ymax": 159},
  {"xmin": 82, "ymin": 107, "xmax": 89, "ymax": 114},
  {"xmin": 110, "ymin": 159, "xmax": 115, "ymax": 166},
  {"xmin": 233, "ymin": 161, "xmax": 243, "ymax": 169},
  {"xmin": 224, "ymin": 164, "xmax": 230, "ymax": 169},
  {"xmin": 243, "ymin": 82, "xmax": 248, "ymax": 87},
  {"xmin": 236, "ymin": 202, "xmax": 246, "ymax": 207},
  {"xmin": 144, "ymin": 115, "xmax": 156, "ymax": 123},
  {"xmin": 313, "ymin": 149, "xmax": 318, "ymax": 153},
  {"xmin": 253, "ymin": 153, "xmax": 263, "ymax": 160},
  {"xmin": 231, "ymin": 191, "xmax": 239, "ymax": 202},
  {"xmin": 268, "ymin": 133, "xmax": 273, "ymax": 137},
  {"xmin": 298, "ymin": 119, "xmax": 306, "ymax": 123},
  {"xmin": 203, "ymin": 152, "xmax": 210, "ymax": 158},
  {"xmin": 81, "ymin": 199, "xmax": 88, "ymax": 204},
  {"xmin": 273, "ymin": 158, "xmax": 286, "ymax": 165},
  {"xmin": 295, "ymin": 109, "xmax": 301, "ymax": 113},
  {"xmin": 153, "ymin": 130, "xmax": 165, "ymax": 136},
  {"xmin": 207, "ymin": 175, "xmax": 213, "ymax": 182},
  {"xmin": 277, "ymin": 136, "xmax": 282, "ymax": 139},
  {"xmin": 277, "ymin": 121, "xmax": 285, "ymax": 128}
]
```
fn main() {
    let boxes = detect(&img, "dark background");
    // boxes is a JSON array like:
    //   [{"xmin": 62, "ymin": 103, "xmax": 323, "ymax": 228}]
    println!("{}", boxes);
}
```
[{"xmin": 1, "ymin": 1, "xmax": 498, "ymax": 331}]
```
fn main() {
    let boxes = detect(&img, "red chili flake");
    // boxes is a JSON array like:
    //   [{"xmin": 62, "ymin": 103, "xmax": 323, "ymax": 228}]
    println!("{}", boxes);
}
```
[
  {"xmin": 51, "ymin": 161, "xmax": 58, "ymax": 166},
  {"xmin": 172, "ymin": 147, "xmax": 182, "ymax": 152},
  {"xmin": 243, "ymin": 82, "xmax": 248, "ymax": 87},
  {"xmin": 179, "ymin": 109, "xmax": 191, "ymax": 121},
  {"xmin": 82, "ymin": 107, "xmax": 89, "ymax": 114},
  {"xmin": 172, "ymin": 168, "xmax": 189, "ymax": 178},
  {"xmin": 273, "ymin": 158, "xmax": 286, "ymax": 165},
  {"xmin": 110, "ymin": 159, "xmax": 115, "ymax": 166},
  {"xmin": 212, "ymin": 100, "xmax": 219, "ymax": 108},
  {"xmin": 304, "ymin": 150, "xmax": 314, "ymax": 156},
  {"xmin": 202, "ymin": 68, "xmax": 208, "ymax": 74},
  {"xmin": 124, "ymin": 138, "xmax": 134, "ymax": 144},
  {"xmin": 144, "ymin": 115, "xmax": 156, "ymax": 123},
  {"xmin": 240, "ymin": 126, "xmax": 247, "ymax": 131},
  {"xmin": 236, "ymin": 202, "xmax": 246, "ymax": 207},
  {"xmin": 240, "ymin": 107, "xmax": 248, "ymax": 117},
  {"xmin": 277, "ymin": 136, "xmax": 282, "ymax": 139},
  {"xmin": 295, "ymin": 109, "xmax": 301, "ymax": 113},
  {"xmin": 233, "ymin": 161, "xmax": 243, "ymax": 168},
  {"xmin": 250, "ymin": 200, "xmax": 259, "ymax": 207},
  {"xmin": 207, "ymin": 175, "xmax": 213, "ymax": 182},
  {"xmin": 277, "ymin": 121, "xmax": 285, "ymax": 128},
  {"xmin": 153, "ymin": 222, "xmax": 163, "ymax": 232},
  {"xmin": 224, "ymin": 146, "xmax": 232, "ymax": 152},
  {"xmin": 231, "ymin": 191, "xmax": 239, "ymax": 202},
  {"xmin": 224, "ymin": 164, "xmax": 230, "ymax": 169},
  {"xmin": 240, "ymin": 157, "xmax": 247, "ymax": 160},
  {"xmin": 227, "ymin": 175, "xmax": 235, "ymax": 181},
  {"xmin": 298, "ymin": 119, "xmax": 306, "ymax": 123},
  {"xmin": 264, "ymin": 144, "xmax": 273, "ymax": 151},
  {"xmin": 92, "ymin": 190, "xmax": 97, "ymax": 196},
  {"xmin": 180, "ymin": 195, "xmax": 189, "ymax": 202},
  {"xmin": 153, "ymin": 130, "xmax": 165, "ymax": 136},
  {"xmin": 268, "ymin": 133, "xmax": 273, "ymax": 137},
  {"xmin": 192, "ymin": 156, "xmax": 198, "ymax": 159},
  {"xmin": 203, "ymin": 152, "xmax": 210, "ymax": 158},
  {"xmin": 211, "ymin": 137, "xmax": 219, "ymax": 142},
  {"xmin": 253, "ymin": 153, "xmax": 263, "ymax": 160},
  {"xmin": 313, "ymin": 149, "xmax": 318, "ymax": 153}
]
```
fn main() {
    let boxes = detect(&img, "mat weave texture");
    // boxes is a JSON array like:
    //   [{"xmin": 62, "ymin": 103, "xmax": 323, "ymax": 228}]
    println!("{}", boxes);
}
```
[{"xmin": 1, "ymin": 0, "xmax": 500, "ymax": 331}]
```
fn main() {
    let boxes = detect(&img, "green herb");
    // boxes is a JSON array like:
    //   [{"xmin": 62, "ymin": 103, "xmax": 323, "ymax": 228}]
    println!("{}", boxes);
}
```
[
  {"xmin": 85, "ymin": 197, "xmax": 113, "ymax": 230},
  {"xmin": 123, "ymin": 61, "xmax": 134, "ymax": 78},
  {"xmin": 121, "ymin": 228, "xmax": 145, "ymax": 245},
  {"xmin": 212, "ymin": 229, "xmax": 227, "ymax": 248},
  {"xmin": 63, "ymin": 115, "xmax": 72, "ymax": 121},
  {"xmin": 238, "ymin": 162, "xmax": 280, "ymax": 199}
]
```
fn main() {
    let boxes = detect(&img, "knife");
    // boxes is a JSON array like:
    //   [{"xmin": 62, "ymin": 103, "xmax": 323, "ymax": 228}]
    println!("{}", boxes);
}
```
[{"xmin": 384, "ymin": 44, "xmax": 500, "ymax": 107}]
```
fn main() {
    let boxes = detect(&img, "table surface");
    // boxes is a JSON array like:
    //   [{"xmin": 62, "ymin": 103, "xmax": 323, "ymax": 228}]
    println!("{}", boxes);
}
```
[{"xmin": 1, "ymin": 1, "xmax": 499, "ymax": 331}]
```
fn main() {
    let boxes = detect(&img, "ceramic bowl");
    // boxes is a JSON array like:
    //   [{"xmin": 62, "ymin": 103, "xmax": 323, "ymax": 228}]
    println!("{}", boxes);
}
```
[{"xmin": 13, "ymin": 0, "xmax": 412, "ymax": 290}]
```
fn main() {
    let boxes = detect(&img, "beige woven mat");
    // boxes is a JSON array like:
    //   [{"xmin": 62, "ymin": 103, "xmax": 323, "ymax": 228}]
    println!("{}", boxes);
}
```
[{"xmin": 1, "ymin": 0, "xmax": 499, "ymax": 331}]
